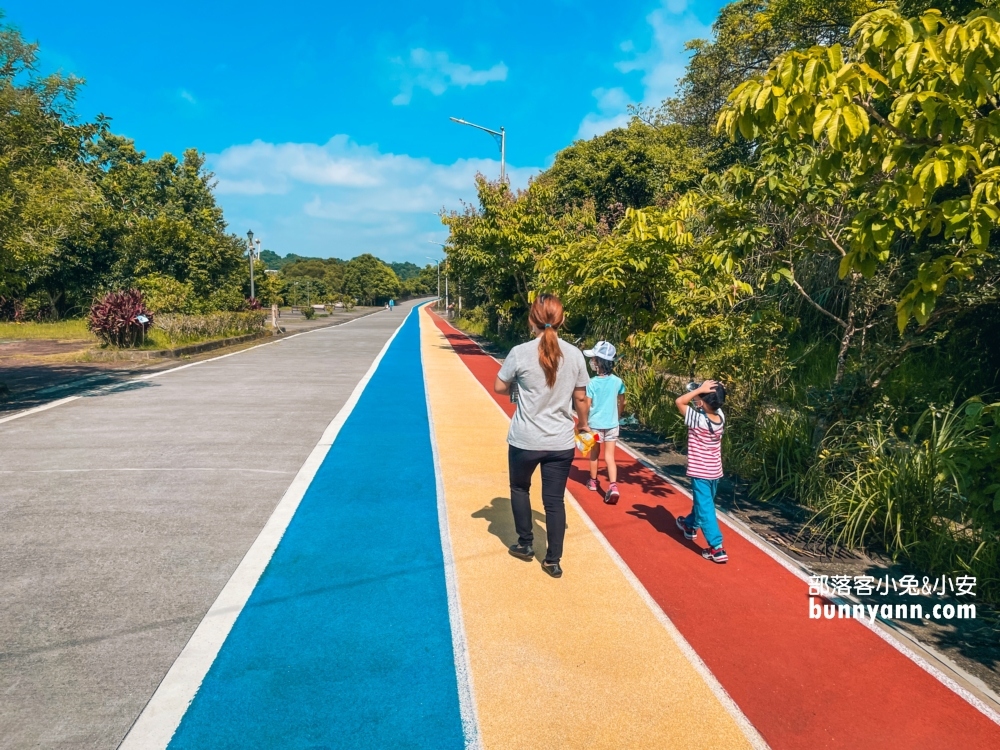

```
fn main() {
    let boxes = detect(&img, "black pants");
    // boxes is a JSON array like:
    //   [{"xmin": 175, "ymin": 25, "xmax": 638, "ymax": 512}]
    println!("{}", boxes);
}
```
[{"xmin": 508, "ymin": 446, "xmax": 575, "ymax": 563}]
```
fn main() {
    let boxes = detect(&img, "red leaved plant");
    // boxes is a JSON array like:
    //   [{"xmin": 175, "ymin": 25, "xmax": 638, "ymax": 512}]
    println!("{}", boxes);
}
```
[{"xmin": 88, "ymin": 289, "xmax": 153, "ymax": 348}]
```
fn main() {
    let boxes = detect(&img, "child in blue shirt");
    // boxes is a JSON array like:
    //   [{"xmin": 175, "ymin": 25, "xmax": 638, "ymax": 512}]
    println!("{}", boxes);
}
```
[{"xmin": 583, "ymin": 341, "xmax": 627, "ymax": 504}]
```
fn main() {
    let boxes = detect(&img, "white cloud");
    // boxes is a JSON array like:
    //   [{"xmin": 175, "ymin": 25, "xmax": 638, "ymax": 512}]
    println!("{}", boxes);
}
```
[
  {"xmin": 179, "ymin": 89, "xmax": 197, "ymax": 105},
  {"xmin": 577, "ymin": 87, "xmax": 633, "ymax": 140},
  {"xmin": 576, "ymin": 0, "xmax": 712, "ymax": 138},
  {"xmin": 214, "ymin": 136, "xmax": 382, "ymax": 194},
  {"xmin": 392, "ymin": 48, "xmax": 508, "ymax": 105},
  {"xmin": 208, "ymin": 136, "xmax": 540, "ymax": 263}
]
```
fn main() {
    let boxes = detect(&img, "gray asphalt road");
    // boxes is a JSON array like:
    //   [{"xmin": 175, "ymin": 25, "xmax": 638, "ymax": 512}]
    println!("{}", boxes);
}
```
[{"xmin": 0, "ymin": 301, "xmax": 418, "ymax": 750}]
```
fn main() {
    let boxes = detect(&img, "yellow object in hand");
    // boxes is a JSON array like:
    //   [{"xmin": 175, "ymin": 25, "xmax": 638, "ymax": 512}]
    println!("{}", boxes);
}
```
[{"xmin": 574, "ymin": 430, "xmax": 601, "ymax": 454}]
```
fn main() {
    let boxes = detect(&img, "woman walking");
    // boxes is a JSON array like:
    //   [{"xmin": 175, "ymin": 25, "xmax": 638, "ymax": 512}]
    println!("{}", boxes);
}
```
[{"xmin": 494, "ymin": 294, "xmax": 590, "ymax": 578}]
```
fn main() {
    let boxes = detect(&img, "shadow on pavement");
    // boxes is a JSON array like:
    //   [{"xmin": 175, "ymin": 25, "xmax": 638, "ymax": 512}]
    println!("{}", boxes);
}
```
[
  {"xmin": 472, "ymin": 496, "xmax": 549, "ymax": 562},
  {"xmin": 626, "ymin": 503, "xmax": 707, "ymax": 558},
  {"xmin": 569, "ymin": 461, "xmax": 674, "ymax": 501},
  {"xmin": 0, "ymin": 366, "xmax": 159, "ymax": 414}
]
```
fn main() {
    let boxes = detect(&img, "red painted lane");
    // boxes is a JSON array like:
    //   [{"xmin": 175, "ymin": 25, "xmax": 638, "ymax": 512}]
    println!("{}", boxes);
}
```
[{"xmin": 429, "ymin": 312, "xmax": 1000, "ymax": 750}]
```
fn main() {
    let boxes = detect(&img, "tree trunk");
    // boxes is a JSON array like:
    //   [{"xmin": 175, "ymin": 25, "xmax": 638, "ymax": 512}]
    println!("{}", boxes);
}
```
[{"xmin": 833, "ymin": 280, "xmax": 856, "ymax": 387}]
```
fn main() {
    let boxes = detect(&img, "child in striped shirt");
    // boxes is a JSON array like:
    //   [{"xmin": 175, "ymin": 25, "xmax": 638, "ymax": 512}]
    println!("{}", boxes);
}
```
[{"xmin": 674, "ymin": 379, "xmax": 728, "ymax": 564}]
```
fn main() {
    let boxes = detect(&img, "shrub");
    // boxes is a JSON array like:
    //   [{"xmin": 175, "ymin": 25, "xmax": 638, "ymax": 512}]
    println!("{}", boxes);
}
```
[
  {"xmin": 0, "ymin": 296, "xmax": 24, "ymax": 322},
  {"xmin": 19, "ymin": 293, "xmax": 57, "ymax": 321},
  {"xmin": 455, "ymin": 305, "xmax": 489, "ymax": 337},
  {"xmin": 206, "ymin": 287, "xmax": 246, "ymax": 312},
  {"xmin": 328, "ymin": 293, "xmax": 354, "ymax": 311},
  {"xmin": 301, "ymin": 306, "xmax": 316, "ymax": 320},
  {"xmin": 88, "ymin": 289, "xmax": 153, "ymax": 348},
  {"xmin": 153, "ymin": 312, "xmax": 267, "ymax": 345},
  {"xmin": 137, "ymin": 273, "xmax": 194, "ymax": 313}
]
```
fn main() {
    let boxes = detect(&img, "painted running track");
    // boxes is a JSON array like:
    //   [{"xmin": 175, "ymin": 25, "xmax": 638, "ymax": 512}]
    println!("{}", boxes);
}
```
[{"xmin": 122, "ymin": 302, "xmax": 1000, "ymax": 749}]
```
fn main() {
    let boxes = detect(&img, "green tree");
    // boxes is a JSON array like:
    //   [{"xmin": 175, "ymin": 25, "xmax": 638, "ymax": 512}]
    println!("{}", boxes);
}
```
[
  {"xmin": 542, "ymin": 119, "xmax": 706, "ymax": 223},
  {"xmin": 341, "ymin": 254, "xmax": 400, "ymax": 305},
  {"xmin": 93, "ymin": 142, "xmax": 246, "ymax": 304},
  {"xmin": 718, "ymin": 6, "xmax": 1000, "ymax": 332},
  {"xmin": 443, "ymin": 176, "xmax": 569, "ymax": 335},
  {"xmin": 664, "ymin": 0, "xmax": 883, "ymax": 167},
  {"xmin": 390, "ymin": 261, "xmax": 422, "ymax": 281},
  {"xmin": 0, "ymin": 18, "xmax": 101, "ymax": 311},
  {"xmin": 402, "ymin": 263, "xmax": 439, "ymax": 297},
  {"xmin": 281, "ymin": 257, "xmax": 345, "ymax": 299}
]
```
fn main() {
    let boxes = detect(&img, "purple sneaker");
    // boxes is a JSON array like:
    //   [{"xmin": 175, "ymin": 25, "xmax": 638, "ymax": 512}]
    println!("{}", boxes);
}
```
[{"xmin": 586, "ymin": 478, "xmax": 598, "ymax": 492}]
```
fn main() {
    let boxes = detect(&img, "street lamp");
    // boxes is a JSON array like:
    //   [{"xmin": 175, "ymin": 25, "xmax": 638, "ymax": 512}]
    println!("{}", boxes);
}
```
[
  {"xmin": 425, "ymin": 255, "xmax": 441, "ymax": 307},
  {"xmin": 246, "ymin": 230, "xmax": 256, "ymax": 300},
  {"xmin": 426, "ymin": 241, "xmax": 451, "ymax": 312},
  {"xmin": 449, "ymin": 117, "xmax": 505, "ymax": 183}
]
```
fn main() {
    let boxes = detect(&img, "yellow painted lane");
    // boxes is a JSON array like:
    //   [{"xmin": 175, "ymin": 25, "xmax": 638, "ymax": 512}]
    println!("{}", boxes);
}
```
[{"xmin": 420, "ymin": 308, "xmax": 757, "ymax": 750}]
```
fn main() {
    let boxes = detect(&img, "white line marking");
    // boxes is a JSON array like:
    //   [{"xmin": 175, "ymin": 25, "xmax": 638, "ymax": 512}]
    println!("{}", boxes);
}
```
[
  {"xmin": 0, "ymin": 310, "xmax": 386, "ymax": 427},
  {"xmin": 420, "ymin": 308, "xmax": 483, "ymax": 750},
  {"xmin": 117, "ymin": 308, "xmax": 412, "ymax": 750},
  {"xmin": 432, "ymin": 314, "xmax": 1000, "ymax": 731}
]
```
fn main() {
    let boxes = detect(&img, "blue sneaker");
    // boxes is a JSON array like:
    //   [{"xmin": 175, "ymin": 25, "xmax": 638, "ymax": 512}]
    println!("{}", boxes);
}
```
[{"xmin": 676, "ymin": 515, "xmax": 697, "ymax": 541}]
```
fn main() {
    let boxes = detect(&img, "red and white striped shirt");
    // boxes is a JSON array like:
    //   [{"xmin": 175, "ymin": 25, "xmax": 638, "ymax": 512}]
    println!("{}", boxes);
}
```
[{"xmin": 685, "ymin": 405, "xmax": 725, "ymax": 479}]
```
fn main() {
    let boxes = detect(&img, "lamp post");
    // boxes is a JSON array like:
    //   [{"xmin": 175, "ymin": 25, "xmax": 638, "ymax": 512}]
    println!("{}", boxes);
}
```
[
  {"xmin": 449, "ymin": 117, "xmax": 505, "ymax": 182},
  {"xmin": 255, "ymin": 238, "xmax": 262, "ymax": 301},
  {"xmin": 425, "ymin": 255, "xmax": 441, "ymax": 308},
  {"xmin": 246, "ymin": 230, "xmax": 256, "ymax": 299}
]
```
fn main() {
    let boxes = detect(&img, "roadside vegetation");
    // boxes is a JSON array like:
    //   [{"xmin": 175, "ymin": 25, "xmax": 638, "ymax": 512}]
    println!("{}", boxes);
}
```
[
  {"xmin": 0, "ymin": 14, "xmax": 436, "ymax": 362},
  {"xmin": 269, "ymin": 253, "xmax": 439, "ymax": 307},
  {"xmin": 0, "ymin": 319, "xmax": 93, "ymax": 341},
  {"xmin": 443, "ymin": 0, "xmax": 1000, "ymax": 601}
]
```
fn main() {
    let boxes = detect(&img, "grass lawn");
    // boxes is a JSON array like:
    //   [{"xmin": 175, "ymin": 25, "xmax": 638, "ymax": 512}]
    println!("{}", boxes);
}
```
[
  {"xmin": 0, "ymin": 319, "xmax": 95, "ymax": 341},
  {"xmin": 0, "ymin": 319, "xmax": 270, "ymax": 359},
  {"xmin": 0, "ymin": 319, "xmax": 252, "ymax": 350}
]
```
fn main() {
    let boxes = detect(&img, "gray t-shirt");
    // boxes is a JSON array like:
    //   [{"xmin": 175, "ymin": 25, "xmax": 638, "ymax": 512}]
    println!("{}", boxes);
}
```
[{"xmin": 497, "ymin": 336, "xmax": 589, "ymax": 451}]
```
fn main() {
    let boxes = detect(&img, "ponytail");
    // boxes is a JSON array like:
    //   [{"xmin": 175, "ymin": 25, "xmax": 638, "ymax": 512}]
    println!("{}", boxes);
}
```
[{"xmin": 529, "ymin": 294, "xmax": 565, "ymax": 387}]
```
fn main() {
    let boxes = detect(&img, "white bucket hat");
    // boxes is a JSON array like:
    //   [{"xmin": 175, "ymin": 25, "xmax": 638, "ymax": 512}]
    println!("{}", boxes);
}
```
[{"xmin": 583, "ymin": 340, "xmax": 617, "ymax": 361}]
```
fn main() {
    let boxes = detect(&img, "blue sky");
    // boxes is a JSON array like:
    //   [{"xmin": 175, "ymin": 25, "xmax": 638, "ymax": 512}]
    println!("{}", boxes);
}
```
[{"xmin": 4, "ymin": 0, "xmax": 728, "ymax": 263}]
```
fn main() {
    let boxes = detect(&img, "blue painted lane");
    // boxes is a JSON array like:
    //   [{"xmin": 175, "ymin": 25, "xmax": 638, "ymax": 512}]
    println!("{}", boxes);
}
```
[{"xmin": 169, "ymin": 309, "xmax": 466, "ymax": 749}]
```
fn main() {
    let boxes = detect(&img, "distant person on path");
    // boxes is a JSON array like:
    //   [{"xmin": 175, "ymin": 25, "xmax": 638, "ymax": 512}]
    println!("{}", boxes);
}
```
[
  {"xmin": 674, "ymin": 380, "xmax": 729, "ymax": 563},
  {"xmin": 583, "ymin": 341, "xmax": 626, "ymax": 504},
  {"xmin": 494, "ymin": 294, "xmax": 590, "ymax": 578},
  {"xmin": 389, "ymin": 298, "xmax": 395, "ymax": 311}
]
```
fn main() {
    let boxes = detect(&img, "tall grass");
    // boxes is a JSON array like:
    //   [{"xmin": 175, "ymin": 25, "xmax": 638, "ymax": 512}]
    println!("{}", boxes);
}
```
[
  {"xmin": 453, "ymin": 306, "xmax": 523, "ymax": 352},
  {"xmin": 804, "ymin": 400, "xmax": 1000, "ymax": 602},
  {"xmin": 618, "ymin": 362, "xmax": 687, "ymax": 446},
  {"xmin": 730, "ymin": 407, "xmax": 813, "ymax": 502},
  {"xmin": 453, "ymin": 305, "xmax": 490, "ymax": 338}
]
